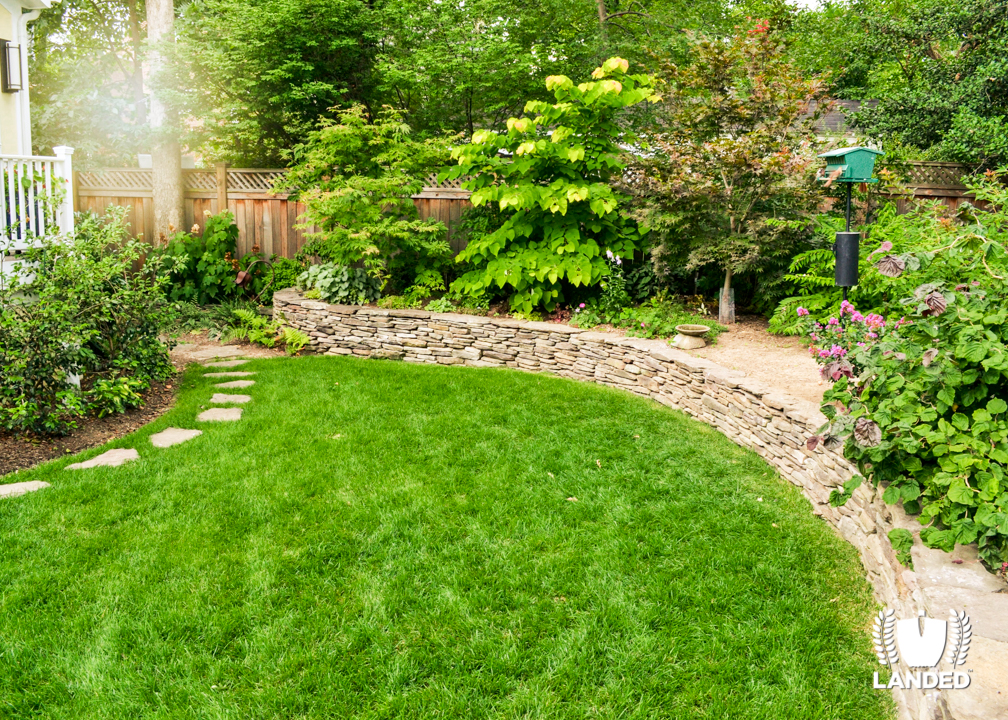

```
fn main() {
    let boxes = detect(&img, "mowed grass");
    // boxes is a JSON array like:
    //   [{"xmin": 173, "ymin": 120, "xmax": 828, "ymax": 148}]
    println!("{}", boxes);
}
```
[{"xmin": 0, "ymin": 356, "xmax": 891, "ymax": 720}]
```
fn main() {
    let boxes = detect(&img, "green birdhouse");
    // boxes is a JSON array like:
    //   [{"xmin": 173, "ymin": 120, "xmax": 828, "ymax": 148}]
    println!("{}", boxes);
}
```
[{"xmin": 817, "ymin": 146, "xmax": 884, "ymax": 184}]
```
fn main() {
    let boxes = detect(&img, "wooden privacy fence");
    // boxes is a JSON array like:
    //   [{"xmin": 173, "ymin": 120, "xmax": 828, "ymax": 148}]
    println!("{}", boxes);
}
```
[
  {"xmin": 74, "ymin": 167, "xmax": 473, "ymax": 259},
  {"xmin": 74, "ymin": 161, "xmax": 976, "ymax": 260},
  {"xmin": 881, "ymin": 161, "xmax": 979, "ymax": 214}
]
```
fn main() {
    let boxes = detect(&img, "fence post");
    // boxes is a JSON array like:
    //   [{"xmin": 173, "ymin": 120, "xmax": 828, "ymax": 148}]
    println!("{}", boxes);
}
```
[
  {"xmin": 52, "ymin": 145, "xmax": 75, "ymax": 235},
  {"xmin": 216, "ymin": 162, "xmax": 229, "ymax": 215}
]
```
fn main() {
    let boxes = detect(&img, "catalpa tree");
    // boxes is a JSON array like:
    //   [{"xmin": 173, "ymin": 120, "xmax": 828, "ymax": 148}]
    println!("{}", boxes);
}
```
[{"xmin": 444, "ymin": 57, "xmax": 658, "ymax": 313}]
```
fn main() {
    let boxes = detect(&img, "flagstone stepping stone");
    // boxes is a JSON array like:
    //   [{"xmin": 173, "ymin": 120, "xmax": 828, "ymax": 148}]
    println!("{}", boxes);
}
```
[
  {"xmin": 0, "ymin": 481, "xmax": 50, "ymax": 499},
  {"xmin": 203, "ymin": 359, "xmax": 250, "ymax": 368},
  {"xmin": 186, "ymin": 345, "xmax": 247, "ymax": 361},
  {"xmin": 150, "ymin": 427, "xmax": 203, "ymax": 448},
  {"xmin": 210, "ymin": 393, "xmax": 252, "ymax": 404},
  {"xmin": 215, "ymin": 380, "xmax": 255, "ymax": 389},
  {"xmin": 203, "ymin": 371, "xmax": 256, "ymax": 378},
  {"xmin": 197, "ymin": 408, "xmax": 243, "ymax": 422},
  {"xmin": 66, "ymin": 448, "xmax": 139, "ymax": 470}
]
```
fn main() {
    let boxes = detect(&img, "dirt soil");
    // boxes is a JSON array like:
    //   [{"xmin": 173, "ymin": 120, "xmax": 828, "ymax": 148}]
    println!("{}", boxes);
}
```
[
  {"xmin": 1, "ymin": 336, "xmax": 282, "ymax": 479},
  {"xmin": 686, "ymin": 315, "xmax": 825, "ymax": 405}
]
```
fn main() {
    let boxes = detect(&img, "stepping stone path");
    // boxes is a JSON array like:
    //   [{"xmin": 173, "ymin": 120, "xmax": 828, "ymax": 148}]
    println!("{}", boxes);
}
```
[
  {"xmin": 197, "ymin": 408, "xmax": 243, "ymax": 422},
  {"xmin": 66, "ymin": 448, "xmax": 139, "ymax": 470},
  {"xmin": 0, "ymin": 481, "xmax": 50, "ymax": 499},
  {"xmin": 204, "ymin": 359, "xmax": 250, "ymax": 369},
  {"xmin": 150, "ymin": 427, "xmax": 203, "ymax": 448},
  {"xmin": 47, "ymin": 359, "xmax": 259, "ymax": 484},
  {"xmin": 211, "ymin": 393, "xmax": 251, "ymax": 404},
  {"xmin": 215, "ymin": 380, "xmax": 255, "ymax": 389}
]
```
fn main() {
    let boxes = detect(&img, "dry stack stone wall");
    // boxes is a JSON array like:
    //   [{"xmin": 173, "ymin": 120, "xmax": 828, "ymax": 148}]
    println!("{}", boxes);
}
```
[{"xmin": 274, "ymin": 289, "xmax": 979, "ymax": 720}]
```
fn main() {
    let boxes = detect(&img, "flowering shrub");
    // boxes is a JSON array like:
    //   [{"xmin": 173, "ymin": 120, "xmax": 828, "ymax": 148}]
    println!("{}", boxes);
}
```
[
  {"xmin": 809, "ymin": 269, "xmax": 1008, "ymax": 570},
  {"xmin": 797, "ymin": 300, "xmax": 905, "ymax": 380}
]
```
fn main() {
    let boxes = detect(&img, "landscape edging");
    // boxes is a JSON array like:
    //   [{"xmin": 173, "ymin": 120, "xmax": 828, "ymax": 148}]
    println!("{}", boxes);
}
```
[{"xmin": 274, "ymin": 288, "xmax": 989, "ymax": 720}]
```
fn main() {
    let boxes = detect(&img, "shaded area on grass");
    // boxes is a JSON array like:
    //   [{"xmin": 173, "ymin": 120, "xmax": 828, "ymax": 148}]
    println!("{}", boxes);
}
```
[{"xmin": 0, "ymin": 356, "xmax": 890, "ymax": 719}]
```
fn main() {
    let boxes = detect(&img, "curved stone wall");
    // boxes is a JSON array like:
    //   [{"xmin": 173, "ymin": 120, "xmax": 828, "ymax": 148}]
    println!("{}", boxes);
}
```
[{"xmin": 274, "ymin": 289, "xmax": 1006, "ymax": 720}]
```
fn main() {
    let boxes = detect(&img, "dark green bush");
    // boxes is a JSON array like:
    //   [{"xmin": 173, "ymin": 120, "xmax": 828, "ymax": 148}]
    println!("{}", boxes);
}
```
[
  {"xmin": 155, "ymin": 211, "xmax": 240, "ymax": 304},
  {"xmin": 0, "ymin": 208, "xmax": 173, "ymax": 436}
]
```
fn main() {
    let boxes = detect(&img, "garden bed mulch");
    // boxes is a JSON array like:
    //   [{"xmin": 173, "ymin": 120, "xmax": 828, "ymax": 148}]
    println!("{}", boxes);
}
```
[{"xmin": 0, "ymin": 379, "xmax": 179, "ymax": 479}]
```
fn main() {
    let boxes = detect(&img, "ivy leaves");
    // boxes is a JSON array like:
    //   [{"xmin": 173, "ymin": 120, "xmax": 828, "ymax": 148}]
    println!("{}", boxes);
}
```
[{"xmin": 446, "ymin": 58, "xmax": 657, "ymax": 313}]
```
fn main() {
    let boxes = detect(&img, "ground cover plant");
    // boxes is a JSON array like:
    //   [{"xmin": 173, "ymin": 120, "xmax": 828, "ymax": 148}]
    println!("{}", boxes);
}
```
[{"xmin": 0, "ymin": 356, "xmax": 890, "ymax": 719}]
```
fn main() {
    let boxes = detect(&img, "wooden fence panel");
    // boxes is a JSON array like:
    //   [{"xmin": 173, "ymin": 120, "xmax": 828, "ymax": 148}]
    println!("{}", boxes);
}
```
[{"xmin": 75, "ymin": 167, "xmax": 475, "ymax": 260}]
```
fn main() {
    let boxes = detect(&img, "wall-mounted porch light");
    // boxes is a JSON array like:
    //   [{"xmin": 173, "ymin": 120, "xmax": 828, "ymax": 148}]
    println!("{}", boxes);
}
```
[{"xmin": 2, "ymin": 41, "xmax": 22, "ymax": 93}]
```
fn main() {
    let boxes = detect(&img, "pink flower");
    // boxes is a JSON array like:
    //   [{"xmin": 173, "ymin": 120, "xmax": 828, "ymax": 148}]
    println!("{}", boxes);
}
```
[
  {"xmin": 828, "ymin": 317, "xmax": 839, "ymax": 326},
  {"xmin": 867, "ymin": 332, "xmax": 878, "ymax": 339},
  {"xmin": 819, "ymin": 349, "xmax": 830, "ymax": 358},
  {"xmin": 857, "ymin": 342, "xmax": 866, "ymax": 347},
  {"xmin": 579, "ymin": 303, "xmax": 585, "ymax": 308},
  {"xmin": 640, "ymin": 322, "xmax": 646, "ymax": 328},
  {"xmin": 796, "ymin": 307, "xmax": 809, "ymax": 317}
]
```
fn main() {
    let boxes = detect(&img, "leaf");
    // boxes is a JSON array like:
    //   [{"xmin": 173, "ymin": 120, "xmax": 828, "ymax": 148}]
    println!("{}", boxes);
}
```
[
  {"xmin": 988, "ymin": 398, "xmax": 1008, "ymax": 415},
  {"xmin": 875, "ymin": 255, "xmax": 906, "ymax": 277},
  {"xmin": 854, "ymin": 417, "xmax": 882, "ymax": 447},
  {"xmin": 920, "ymin": 526, "xmax": 956, "ymax": 553},
  {"xmin": 947, "ymin": 479, "xmax": 976, "ymax": 506},
  {"xmin": 806, "ymin": 435, "xmax": 821, "ymax": 451},
  {"xmin": 923, "ymin": 291, "xmax": 948, "ymax": 316},
  {"xmin": 922, "ymin": 348, "xmax": 938, "ymax": 366}
]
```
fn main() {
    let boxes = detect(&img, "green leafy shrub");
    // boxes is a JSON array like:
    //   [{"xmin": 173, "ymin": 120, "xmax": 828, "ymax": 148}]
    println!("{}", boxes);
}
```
[
  {"xmin": 770, "ymin": 196, "xmax": 973, "ymax": 335},
  {"xmin": 270, "ymin": 257, "xmax": 303, "ymax": 293},
  {"xmin": 0, "ymin": 209, "xmax": 172, "ymax": 435},
  {"xmin": 297, "ymin": 263, "xmax": 381, "ymax": 306},
  {"xmin": 813, "ymin": 217, "xmax": 1008, "ymax": 569},
  {"xmin": 155, "ymin": 211, "xmax": 241, "ymax": 305},
  {"xmin": 377, "ymin": 295, "xmax": 417, "ymax": 310},
  {"xmin": 280, "ymin": 105, "xmax": 453, "ymax": 288},
  {"xmin": 281, "ymin": 327, "xmax": 310, "ymax": 355},
  {"xmin": 445, "ymin": 57, "xmax": 656, "ymax": 313}
]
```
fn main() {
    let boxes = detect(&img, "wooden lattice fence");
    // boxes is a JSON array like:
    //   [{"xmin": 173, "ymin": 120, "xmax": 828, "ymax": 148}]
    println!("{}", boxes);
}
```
[{"xmin": 74, "ymin": 167, "xmax": 473, "ymax": 259}]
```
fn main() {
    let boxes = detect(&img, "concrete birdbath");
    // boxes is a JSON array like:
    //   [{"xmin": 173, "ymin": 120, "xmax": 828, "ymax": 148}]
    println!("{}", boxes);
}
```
[{"xmin": 672, "ymin": 324, "xmax": 710, "ymax": 350}]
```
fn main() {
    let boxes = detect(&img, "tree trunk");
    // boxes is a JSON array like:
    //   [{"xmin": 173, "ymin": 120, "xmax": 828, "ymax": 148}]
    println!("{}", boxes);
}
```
[
  {"xmin": 127, "ymin": 0, "xmax": 146, "ymax": 127},
  {"xmin": 595, "ymin": 0, "xmax": 608, "ymax": 47},
  {"xmin": 718, "ymin": 267, "xmax": 735, "ymax": 325},
  {"xmin": 146, "ymin": 0, "xmax": 184, "ymax": 243}
]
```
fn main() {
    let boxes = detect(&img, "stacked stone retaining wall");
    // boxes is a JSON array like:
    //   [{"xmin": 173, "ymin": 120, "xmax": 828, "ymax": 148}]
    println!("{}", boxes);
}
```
[{"xmin": 275, "ymin": 289, "xmax": 1004, "ymax": 720}]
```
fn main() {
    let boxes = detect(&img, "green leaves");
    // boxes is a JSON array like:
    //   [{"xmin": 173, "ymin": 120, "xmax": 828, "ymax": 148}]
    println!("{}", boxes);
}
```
[
  {"xmin": 829, "ymin": 475, "xmax": 863, "ymax": 507},
  {"xmin": 447, "ymin": 59, "xmax": 656, "ymax": 311},
  {"xmin": 887, "ymin": 528, "xmax": 914, "ymax": 568}
]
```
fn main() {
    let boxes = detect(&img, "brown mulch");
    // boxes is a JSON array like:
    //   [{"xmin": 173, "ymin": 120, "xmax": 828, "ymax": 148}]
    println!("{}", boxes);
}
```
[{"xmin": 0, "ymin": 378, "xmax": 179, "ymax": 480}]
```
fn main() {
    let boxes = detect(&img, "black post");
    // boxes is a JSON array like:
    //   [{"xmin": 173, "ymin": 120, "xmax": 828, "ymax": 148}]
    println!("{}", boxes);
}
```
[{"xmin": 845, "ymin": 183, "xmax": 852, "ymax": 232}]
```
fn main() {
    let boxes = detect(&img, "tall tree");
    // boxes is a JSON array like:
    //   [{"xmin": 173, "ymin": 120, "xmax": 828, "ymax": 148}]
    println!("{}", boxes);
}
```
[
  {"xmin": 147, "ymin": 0, "xmax": 184, "ymax": 241},
  {"xmin": 176, "ymin": 0, "xmax": 380, "ymax": 166},
  {"xmin": 628, "ymin": 22, "xmax": 830, "ymax": 323},
  {"xmin": 29, "ymin": 0, "xmax": 149, "ymax": 166}
]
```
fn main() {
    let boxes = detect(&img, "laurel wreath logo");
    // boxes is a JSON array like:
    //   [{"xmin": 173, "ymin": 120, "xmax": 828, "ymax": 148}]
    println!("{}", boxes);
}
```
[
  {"xmin": 873, "ymin": 608, "xmax": 899, "ymax": 666},
  {"xmin": 946, "ymin": 610, "xmax": 972, "ymax": 666}
]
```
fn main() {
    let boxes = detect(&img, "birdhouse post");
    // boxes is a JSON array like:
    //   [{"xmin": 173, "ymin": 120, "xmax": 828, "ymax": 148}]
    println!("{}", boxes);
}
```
[{"xmin": 816, "ymin": 147, "xmax": 884, "ymax": 300}]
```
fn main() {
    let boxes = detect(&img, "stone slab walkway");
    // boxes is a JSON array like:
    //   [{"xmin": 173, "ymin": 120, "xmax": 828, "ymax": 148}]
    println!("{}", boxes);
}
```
[
  {"xmin": 204, "ymin": 371, "xmax": 256, "ymax": 378},
  {"xmin": 204, "ymin": 359, "xmax": 250, "ymax": 369},
  {"xmin": 150, "ymin": 428, "xmax": 203, "ymax": 448},
  {"xmin": 210, "ymin": 393, "xmax": 251, "ymax": 404},
  {"xmin": 197, "ymin": 408, "xmax": 243, "ymax": 422},
  {"xmin": 66, "ymin": 448, "xmax": 139, "ymax": 470},
  {"xmin": 174, "ymin": 344, "xmax": 246, "ymax": 362},
  {"xmin": 214, "ymin": 380, "xmax": 255, "ymax": 389},
  {"xmin": 0, "ymin": 481, "xmax": 50, "ymax": 499}
]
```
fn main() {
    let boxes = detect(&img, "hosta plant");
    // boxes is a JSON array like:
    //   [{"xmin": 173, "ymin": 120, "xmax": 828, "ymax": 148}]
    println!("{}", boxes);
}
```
[
  {"xmin": 444, "ymin": 57, "xmax": 657, "ymax": 313},
  {"xmin": 297, "ymin": 263, "xmax": 381, "ymax": 306}
]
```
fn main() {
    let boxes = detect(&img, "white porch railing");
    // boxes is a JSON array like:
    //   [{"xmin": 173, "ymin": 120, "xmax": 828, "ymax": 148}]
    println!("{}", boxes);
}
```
[{"xmin": 0, "ymin": 146, "xmax": 75, "ymax": 254}]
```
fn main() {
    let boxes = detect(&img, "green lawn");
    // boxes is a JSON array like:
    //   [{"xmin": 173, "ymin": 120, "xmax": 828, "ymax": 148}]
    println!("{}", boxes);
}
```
[{"xmin": 0, "ymin": 356, "xmax": 891, "ymax": 719}]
